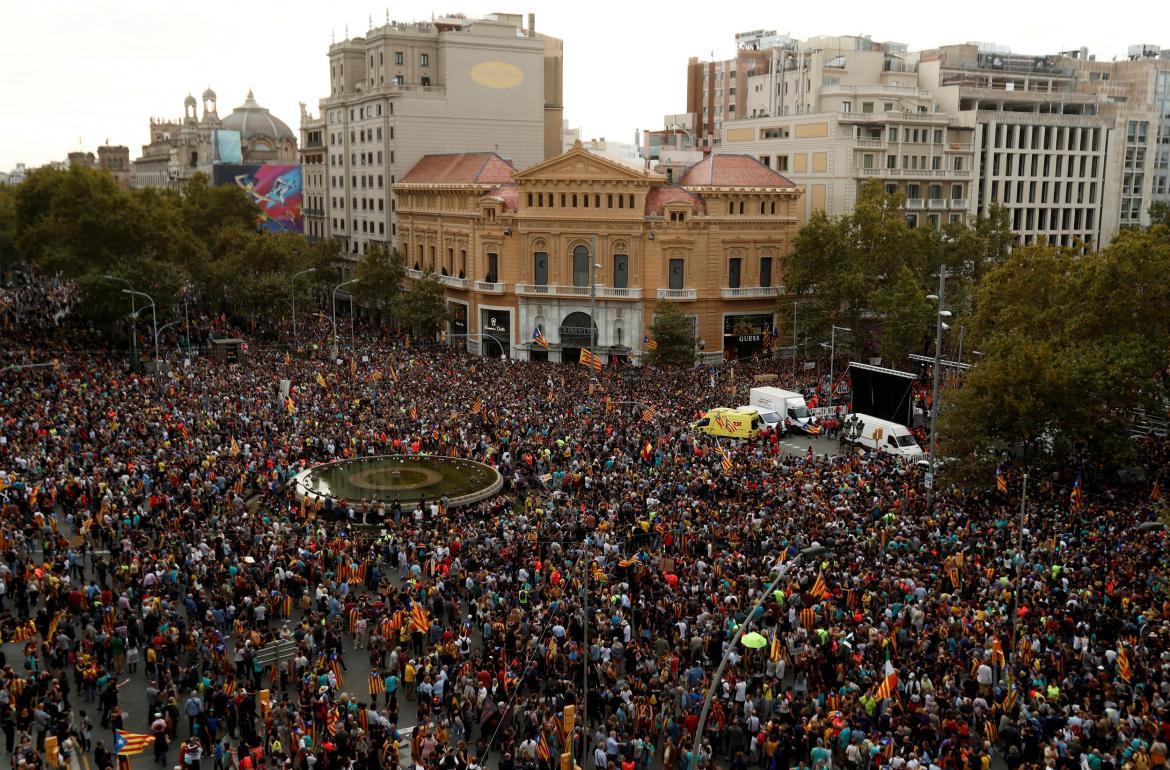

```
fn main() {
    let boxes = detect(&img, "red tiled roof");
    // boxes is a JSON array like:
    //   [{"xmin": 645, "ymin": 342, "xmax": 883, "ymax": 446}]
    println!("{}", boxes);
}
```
[
  {"xmin": 644, "ymin": 186, "xmax": 706, "ymax": 216},
  {"xmin": 678, "ymin": 154, "xmax": 797, "ymax": 187},
  {"xmin": 399, "ymin": 152, "xmax": 515, "ymax": 184},
  {"xmin": 479, "ymin": 183, "xmax": 518, "ymax": 213}
]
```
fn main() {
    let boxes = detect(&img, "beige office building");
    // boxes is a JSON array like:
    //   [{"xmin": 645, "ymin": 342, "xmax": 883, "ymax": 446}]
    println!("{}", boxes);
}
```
[
  {"xmin": 716, "ymin": 36, "xmax": 977, "ymax": 226},
  {"xmin": 300, "ymin": 12, "xmax": 563, "ymax": 266},
  {"xmin": 915, "ymin": 44, "xmax": 1112, "ymax": 248}
]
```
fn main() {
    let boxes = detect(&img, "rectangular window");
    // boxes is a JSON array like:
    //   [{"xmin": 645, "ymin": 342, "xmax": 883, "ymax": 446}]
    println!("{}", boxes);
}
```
[
  {"xmin": 486, "ymin": 253, "xmax": 499, "ymax": 283},
  {"xmin": 759, "ymin": 257, "xmax": 773, "ymax": 287},
  {"xmin": 421, "ymin": 53, "xmax": 429, "ymax": 66},
  {"xmin": 668, "ymin": 259, "xmax": 685, "ymax": 290},
  {"xmin": 395, "ymin": 52, "xmax": 403, "ymax": 65},
  {"xmin": 572, "ymin": 247, "xmax": 590, "ymax": 288},
  {"xmin": 613, "ymin": 254, "xmax": 629, "ymax": 289},
  {"xmin": 728, "ymin": 258, "xmax": 741, "ymax": 289},
  {"xmin": 533, "ymin": 252, "xmax": 548, "ymax": 286}
]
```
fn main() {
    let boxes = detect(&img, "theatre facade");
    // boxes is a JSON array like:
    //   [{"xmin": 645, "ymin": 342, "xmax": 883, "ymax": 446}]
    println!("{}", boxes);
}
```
[{"xmin": 393, "ymin": 141, "xmax": 802, "ymax": 363}]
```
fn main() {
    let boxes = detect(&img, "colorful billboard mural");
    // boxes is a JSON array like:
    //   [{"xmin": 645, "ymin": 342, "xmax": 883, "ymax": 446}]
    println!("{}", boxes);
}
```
[{"xmin": 212, "ymin": 164, "xmax": 303, "ymax": 233}]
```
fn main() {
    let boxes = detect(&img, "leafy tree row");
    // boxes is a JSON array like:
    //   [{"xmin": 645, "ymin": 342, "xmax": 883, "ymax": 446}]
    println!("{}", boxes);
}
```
[{"xmin": 0, "ymin": 166, "xmax": 447, "ymax": 340}]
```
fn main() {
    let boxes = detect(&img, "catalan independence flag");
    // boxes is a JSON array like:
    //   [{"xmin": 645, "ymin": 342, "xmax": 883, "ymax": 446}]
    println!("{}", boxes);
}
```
[
  {"xmin": 810, "ymin": 570, "xmax": 830, "ymax": 600},
  {"xmin": 642, "ymin": 406, "xmax": 656, "ymax": 422},
  {"xmin": 369, "ymin": 674, "xmax": 385, "ymax": 695},
  {"xmin": 642, "ymin": 334, "xmax": 658, "ymax": 350},
  {"xmin": 1070, "ymin": 471, "xmax": 1083, "ymax": 510},
  {"xmin": 532, "ymin": 325, "xmax": 550, "ymax": 348},
  {"xmin": 579, "ymin": 348, "xmax": 602, "ymax": 372},
  {"xmin": 114, "ymin": 730, "xmax": 156, "ymax": 756},
  {"xmin": 996, "ymin": 466, "xmax": 1008, "ymax": 493},
  {"xmin": 536, "ymin": 733, "xmax": 552, "ymax": 762},
  {"xmin": 410, "ymin": 602, "xmax": 430, "ymax": 633},
  {"xmin": 1117, "ymin": 646, "xmax": 1132, "ymax": 683},
  {"xmin": 471, "ymin": 398, "xmax": 483, "ymax": 415}
]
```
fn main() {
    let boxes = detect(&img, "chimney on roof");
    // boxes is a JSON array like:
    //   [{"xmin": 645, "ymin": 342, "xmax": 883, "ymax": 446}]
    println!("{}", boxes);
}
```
[{"xmin": 527, "ymin": 13, "xmax": 535, "ymax": 37}]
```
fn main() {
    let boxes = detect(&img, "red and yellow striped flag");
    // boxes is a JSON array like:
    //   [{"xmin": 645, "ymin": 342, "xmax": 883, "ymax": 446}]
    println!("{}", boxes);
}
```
[
  {"xmin": 874, "ymin": 670, "xmax": 898, "ymax": 701},
  {"xmin": 810, "ymin": 570, "xmax": 829, "ymax": 600},
  {"xmin": 369, "ymin": 674, "xmax": 385, "ymax": 695}
]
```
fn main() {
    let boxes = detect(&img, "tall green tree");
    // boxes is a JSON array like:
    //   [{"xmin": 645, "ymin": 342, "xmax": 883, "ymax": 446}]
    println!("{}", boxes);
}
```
[
  {"xmin": 781, "ymin": 182, "xmax": 1013, "ymax": 367},
  {"xmin": 938, "ymin": 228, "xmax": 1170, "ymax": 475},
  {"xmin": 395, "ymin": 272, "xmax": 449, "ymax": 337},
  {"xmin": 0, "ymin": 185, "xmax": 18, "ymax": 270},
  {"xmin": 645, "ymin": 300, "xmax": 696, "ymax": 367},
  {"xmin": 353, "ymin": 244, "xmax": 405, "ymax": 316}
]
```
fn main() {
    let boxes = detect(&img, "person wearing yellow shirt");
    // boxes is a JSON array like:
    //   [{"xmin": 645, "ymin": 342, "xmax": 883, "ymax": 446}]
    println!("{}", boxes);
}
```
[{"xmin": 404, "ymin": 660, "xmax": 417, "ymax": 701}]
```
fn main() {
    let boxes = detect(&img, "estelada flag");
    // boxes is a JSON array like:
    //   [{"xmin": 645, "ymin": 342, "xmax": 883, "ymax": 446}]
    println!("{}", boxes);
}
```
[
  {"xmin": 410, "ymin": 602, "xmax": 430, "ymax": 633},
  {"xmin": 114, "ymin": 730, "xmax": 156, "ymax": 756},
  {"xmin": 810, "ymin": 570, "xmax": 830, "ymax": 600}
]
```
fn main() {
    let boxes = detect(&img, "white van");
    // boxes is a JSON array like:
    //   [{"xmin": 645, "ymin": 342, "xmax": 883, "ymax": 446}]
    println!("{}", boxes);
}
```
[
  {"xmin": 844, "ymin": 413, "xmax": 923, "ymax": 460},
  {"xmin": 750, "ymin": 387, "xmax": 819, "ymax": 435}
]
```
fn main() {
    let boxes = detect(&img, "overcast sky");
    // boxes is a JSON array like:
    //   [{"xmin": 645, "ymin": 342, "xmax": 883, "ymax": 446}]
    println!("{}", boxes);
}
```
[{"xmin": 1, "ymin": 0, "xmax": 1166, "ymax": 170}]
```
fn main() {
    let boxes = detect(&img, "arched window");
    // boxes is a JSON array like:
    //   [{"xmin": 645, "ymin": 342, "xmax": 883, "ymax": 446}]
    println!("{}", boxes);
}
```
[{"xmin": 572, "ymin": 245, "xmax": 590, "ymax": 288}]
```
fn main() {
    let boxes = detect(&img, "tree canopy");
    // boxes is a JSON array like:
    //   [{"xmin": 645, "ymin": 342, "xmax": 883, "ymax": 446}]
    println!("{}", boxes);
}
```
[
  {"xmin": 780, "ymin": 180, "xmax": 1012, "ymax": 366},
  {"xmin": 939, "ymin": 223, "xmax": 1170, "ymax": 477},
  {"xmin": 645, "ymin": 300, "xmax": 696, "ymax": 367}
]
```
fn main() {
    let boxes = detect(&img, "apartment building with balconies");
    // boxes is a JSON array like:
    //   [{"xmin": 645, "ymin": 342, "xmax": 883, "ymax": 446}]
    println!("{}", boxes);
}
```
[
  {"xmin": 394, "ymin": 144, "xmax": 802, "ymax": 363},
  {"xmin": 715, "ymin": 35, "xmax": 976, "ymax": 226},
  {"xmin": 305, "ymin": 12, "xmax": 562, "ymax": 265}
]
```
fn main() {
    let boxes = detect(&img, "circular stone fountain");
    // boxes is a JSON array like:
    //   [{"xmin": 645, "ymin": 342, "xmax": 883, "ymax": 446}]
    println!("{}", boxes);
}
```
[{"xmin": 292, "ymin": 454, "xmax": 502, "ymax": 510}]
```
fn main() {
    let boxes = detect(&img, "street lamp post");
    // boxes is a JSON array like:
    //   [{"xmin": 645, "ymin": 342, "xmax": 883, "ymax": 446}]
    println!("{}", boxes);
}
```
[
  {"xmin": 828, "ymin": 325, "xmax": 851, "ymax": 410},
  {"xmin": 290, "ymin": 268, "xmax": 317, "ymax": 350},
  {"xmin": 103, "ymin": 275, "xmax": 137, "ymax": 365},
  {"xmin": 926, "ymin": 267, "xmax": 951, "ymax": 510},
  {"xmin": 121, "ymin": 289, "xmax": 158, "ymax": 365},
  {"xmin": 331, "ymin": 278, "xmax": 360, "ymax": 359},
  {"xmin": 690, "ymin": 553, "xmax": 805, "ymax": 769},
  {"xmin": 590, "ymin": 235, "xmax": 601, "ymax": 354}
]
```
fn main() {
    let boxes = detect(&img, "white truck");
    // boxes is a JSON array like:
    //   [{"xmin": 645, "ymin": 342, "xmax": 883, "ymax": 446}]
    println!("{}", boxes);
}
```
[
  {"xmin": 843, "ymin": 413, "xmax": 923, "ymax": 460},
  {"xmin": 746, "ymin": 387, "xmax": 820, "ymax": 436}
]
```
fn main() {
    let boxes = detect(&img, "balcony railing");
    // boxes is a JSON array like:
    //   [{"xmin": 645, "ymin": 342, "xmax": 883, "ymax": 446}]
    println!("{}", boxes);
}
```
[
  {"xmin": 656, "ymin": 288, "xmax": 698, "ymax": 301},
  {"xmin": 514, "ymin": 284, "xmax": 642, "ymax": 299},
  {"xmin": 856, "ymin": 138, "xmax": 886, "ymax": 148},
  {"xmin": 928, "ymin": 198, "xmax": 948, "ymax": 209},
  {"xmin": 473, "ymin": 281, "xmax": 505, "ymax": 293},
  {"xmin": 905, "ymin": 198, "xmax": 925, "ymax": 209},
  {"xmin": 949, "ymin": 199, "xmax": 968, "ymax": 209},
  {"xmin": 438, "ymin": 275, "xmax": 469, "ymax": 289},
  {"xmin": 721, "ymin": 286, "xmax": 780, "ymax": 299}
]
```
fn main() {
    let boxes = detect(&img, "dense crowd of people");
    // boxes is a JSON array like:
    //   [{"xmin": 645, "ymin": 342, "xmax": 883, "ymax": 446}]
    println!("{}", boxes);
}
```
[{"xmin": 0, "ymin": 274, "xmax": 1168, "ymax": 770}]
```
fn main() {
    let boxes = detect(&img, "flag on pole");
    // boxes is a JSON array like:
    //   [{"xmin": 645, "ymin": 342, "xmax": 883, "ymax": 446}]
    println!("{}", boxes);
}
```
[
  {"xmin": 471, "ymin": 398, "xmax": 483, "ymax": 415},
  {"xmin": 1152, "ymin": 480, "xmax": 1162, "ymax": 501},
  {"xmin": 579, "ymin": 348, "xmax": 602, "ymax": 372},
  {"xmin": 230, "ymin": 436, "xmax": 241, "ymax": 457},
  {"xmin": 410, "ymin": 602, "xmax": 430, "ymax": 633},
  {"xmin": 1117, "ymin": 646, "xmax": 1132, "ymax": 682},
  {"xmin": 761, "ymin": 325, "xmax": 776, "ymax": 350},
  {"xmin": 114, "ymin": 731, "xmax": 156, "ymax": 756},
  {"xmin": 532, "ymin": 326, "xmax": 550, "ymax": 348},
  {"xmin": 770, "ymin": 628, "xmax": 783, "ymax": 663},
  {"xmin": 409, "ymin": 406, "xmax": 418, "ymax": 419},
  {"xmin": 642, "ymin": 406, "xmax": 656, "ymax": 422},
  {"xmin": 316, "ymin": 372, "xmax": 327, "ymax": 387},
  {"xmin": 1070, "ymin": 471, "xmax": 1083, "ymax": 510},
  {"xmin": 643, "ymin": 334, "xmax": 658, "ymax": 350},
  {"xmin": 996, "ymin": 466, "xmax": 1007, "ymax": 493},
  {"xmin": 810, "ymin": 570, "xmax": 830, "ymax": 600},
  {"xmin": 720, "ymin": 447, "xmax": 733, "ymax": 473},
  {"xmin": 641, "ymin": 440, "xmax": 653, "ymax": 462},
  {"xmin": 389, "ymin": 366, "xmax": 400, "ymax": 383},
  {"xmin": 874, "ymin": 663, "xmax": 898, "ymax": 701}
]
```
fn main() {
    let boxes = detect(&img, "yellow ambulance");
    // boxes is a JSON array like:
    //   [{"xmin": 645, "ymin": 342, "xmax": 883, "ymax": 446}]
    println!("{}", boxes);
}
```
[{"xmin": 690, "ymin": 407, "xmax": 761, "ymax": 439}]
